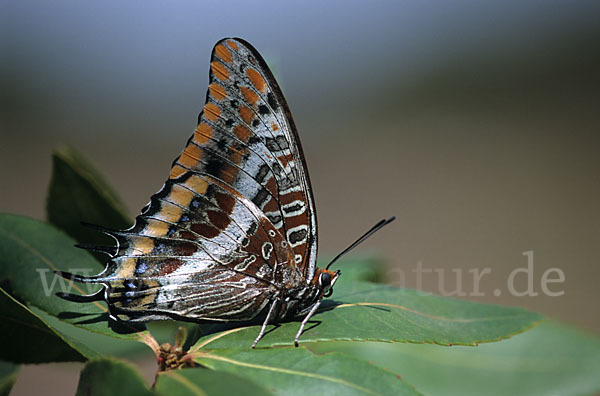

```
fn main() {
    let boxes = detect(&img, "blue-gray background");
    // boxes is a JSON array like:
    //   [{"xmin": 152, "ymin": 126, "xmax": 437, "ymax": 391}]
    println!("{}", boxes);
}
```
[{"xmin": 1, "ymin": 1, "xmax": 599, "ymax": 392}]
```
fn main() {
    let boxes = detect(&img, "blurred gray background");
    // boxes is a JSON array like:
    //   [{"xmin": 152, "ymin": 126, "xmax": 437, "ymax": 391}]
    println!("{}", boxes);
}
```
[{"xmin": 1, "ymin": 0, "xmax": 599, "ymax": 393}]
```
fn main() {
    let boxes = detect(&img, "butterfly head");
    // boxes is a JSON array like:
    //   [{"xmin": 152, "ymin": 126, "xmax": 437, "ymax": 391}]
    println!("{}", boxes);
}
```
[{"xmin": 313, "ymin": 268, "xmax": 341, "ymax": 298}]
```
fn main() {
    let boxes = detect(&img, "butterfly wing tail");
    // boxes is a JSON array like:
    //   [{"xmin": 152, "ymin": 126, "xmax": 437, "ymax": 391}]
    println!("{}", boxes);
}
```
[
  {"xmin": 55, "ymin": 286, "xmax": 106, "ymax": 302},
  {"xmin": 54, "ymin": 269, "xmax": 106, "ymax": 283}
]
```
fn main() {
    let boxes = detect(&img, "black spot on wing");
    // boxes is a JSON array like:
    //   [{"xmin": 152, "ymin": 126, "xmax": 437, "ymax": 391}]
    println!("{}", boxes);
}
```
[
  {"xmin": 205, "ymin": 155, "xmax": 223, "ymax": 177},
  {"xmin": 272, "ymin": 162, "xmax": 284, "ymax": 178},
  {"xmin": 283, "ymin": 202, "xmax": 303, "ymax": 214},
  {"xmin": 216, "ymin": 137, "xmax": 228, "ymax": 151},
  {"xmin": 266, "ymin": 213, "xmax": 282, "ymax": 225},
  {"xmin": 248, "ymin": 136, "xmax": 261, "ymax": 145},
  {"xmin": 255, "ymin": 164, "xmax": 270, "ymax": 184},
  {"xmin": 252, "ymin": 188, "xmax": 269, "ymax": 208},
  {"xmin": 265, "ymin": 136, "xmax": 290, "ymax": 152},
  {"xmin": 267, "ymin": 92, "xmax": 278, "ymax": 111},
  {"xmin": 288, "ymin": 228, "xmax": 308, "ymax": 244},
  {"xmin": 258, "ymin": 104, "xmax": 269, "ymax": 115},
  {"xmin": 247, "ymin": 221, "xmax": 258, "ymax": 236}
]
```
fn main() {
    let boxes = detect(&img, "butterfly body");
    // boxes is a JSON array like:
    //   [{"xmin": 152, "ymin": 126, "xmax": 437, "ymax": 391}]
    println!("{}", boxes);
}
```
[{"xmin": 58, "ymin": 38, "xmax": 342, "ymax": 346}]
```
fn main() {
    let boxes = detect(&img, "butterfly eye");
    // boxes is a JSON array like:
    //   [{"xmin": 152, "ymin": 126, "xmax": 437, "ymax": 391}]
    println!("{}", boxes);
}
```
[{"xmin": 319, "ymin": 272, "xmax": 332, "ymax": 288}]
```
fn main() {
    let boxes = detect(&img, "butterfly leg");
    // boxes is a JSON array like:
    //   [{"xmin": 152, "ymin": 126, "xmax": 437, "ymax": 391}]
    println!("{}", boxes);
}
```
[
  {"xmin": 294, "ymin": 300, "xmax": 321, "ymax": 347},
  {"xmin": 252, "ymin": 296, "xmax": 279, "ymax": 348}
]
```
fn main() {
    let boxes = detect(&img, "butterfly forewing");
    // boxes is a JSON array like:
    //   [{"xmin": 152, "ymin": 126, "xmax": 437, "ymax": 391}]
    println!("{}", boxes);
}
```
[{"xmin": 171, "ymin": 38, "xmax": 317, "ymax": 277}]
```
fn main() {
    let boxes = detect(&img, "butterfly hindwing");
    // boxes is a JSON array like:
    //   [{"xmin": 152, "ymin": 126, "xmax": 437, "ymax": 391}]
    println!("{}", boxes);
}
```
[{"xmin": 101, "ymin": 170, "xmax": 303, "ymax": 321}]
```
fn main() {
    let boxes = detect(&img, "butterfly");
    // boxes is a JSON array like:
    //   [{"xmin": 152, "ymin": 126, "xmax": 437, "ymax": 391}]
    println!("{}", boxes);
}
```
[{"xmin": 57, "ymin": 38, "xmax": 394, "ymax": 347}]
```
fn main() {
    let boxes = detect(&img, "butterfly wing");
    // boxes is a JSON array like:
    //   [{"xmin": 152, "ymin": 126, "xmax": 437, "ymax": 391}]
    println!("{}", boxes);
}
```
[
  {"xmin": 172, "ymin": 38, "xmax": 318, "ymax": 276},
  {"xmin": 63, "ymin": 38, "xmax": 317, "ymax": 322}
]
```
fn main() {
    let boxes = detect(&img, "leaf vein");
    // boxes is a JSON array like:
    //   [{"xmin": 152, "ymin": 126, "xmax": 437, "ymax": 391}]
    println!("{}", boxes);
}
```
[
  {"xmin": 160, "ymin": 372, "xmax": 209, "ymax": 396},
  {"xmin": 194, "ymin": 352, "xmax": 383, "ymax": 395}
]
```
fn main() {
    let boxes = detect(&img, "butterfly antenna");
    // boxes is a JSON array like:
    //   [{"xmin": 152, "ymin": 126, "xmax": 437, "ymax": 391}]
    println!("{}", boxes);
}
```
[{"xmin": 326, "ymin": 216, "xmax": 395, "ymax": 270}]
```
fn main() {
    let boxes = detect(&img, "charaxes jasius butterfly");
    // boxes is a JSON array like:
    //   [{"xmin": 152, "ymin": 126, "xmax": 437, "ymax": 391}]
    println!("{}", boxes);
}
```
[{"xmin": 57, "ymin": 38, "xmax": 394, "ymax": 347}]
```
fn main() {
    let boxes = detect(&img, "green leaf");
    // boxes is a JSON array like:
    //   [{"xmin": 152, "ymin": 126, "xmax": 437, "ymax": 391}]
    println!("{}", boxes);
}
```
[
  {"xmin": 0, "ymin": 361, "xmax": 19, "ymax": 396},
  {"xmin": 193, "ymin": 347, "xmax": 420, "ymax": 396},
  {"xmin": 309, "ymin": 320, "xmax": 600, "ymax": 396},
  {"xmin": 0, "ymin": 287, "xmax": 94, "ymax": 363},
  {"xmin": 0, "ymin": 213, "xmax": 148, "ymax": 342},
  {"xmin": 191, "ymin": 280, "xmax": 542, "ymax": 349},
  {"xmin": 75, "ymin": 358, "xmax": 153, "ymax": 396},
  {"xmin": 78, "ymin": 360, "xmax": 276, "ymax": 396},
  {"xmin": 31, "ymin": 306, "xmax": 151, "ymax": 358},
  {"xmin": 46, "ymin": 146, "xmax": 131, "ymax": 261},
  {"xmin": 155, "ymin": 368, "xmax": 274, "ymax": 396}
]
